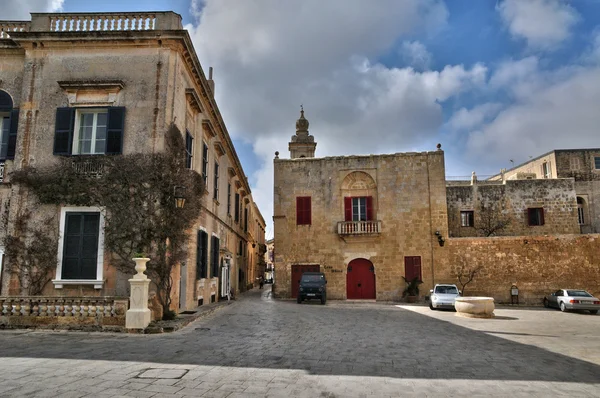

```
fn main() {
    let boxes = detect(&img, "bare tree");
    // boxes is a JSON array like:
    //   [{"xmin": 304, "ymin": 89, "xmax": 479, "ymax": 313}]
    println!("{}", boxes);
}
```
[
  {"xmin": 455, "ymin": 264, "xmax": 484, "ymax": 295},
  {"xmin": 476, "ymin": 201, "xmax": 512, "ymax": 237}
]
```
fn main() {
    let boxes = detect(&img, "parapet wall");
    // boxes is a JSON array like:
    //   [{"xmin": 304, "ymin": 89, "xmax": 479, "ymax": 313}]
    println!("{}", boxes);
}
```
[{"xmin": 436, "ymin": 234, "xmax": 600, "ymax": 304}]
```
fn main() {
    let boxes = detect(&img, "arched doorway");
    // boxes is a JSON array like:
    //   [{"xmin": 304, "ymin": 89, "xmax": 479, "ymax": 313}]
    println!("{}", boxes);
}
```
[{"xmin": 347, "ymin": 258, "xmax": 376, "ymax": 299}]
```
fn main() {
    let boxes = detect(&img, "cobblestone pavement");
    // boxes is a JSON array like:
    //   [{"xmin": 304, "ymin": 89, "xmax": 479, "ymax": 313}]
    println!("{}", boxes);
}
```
[{"xmin": 1, "ymin": 287, "xmax": 599, "ymax": 397}]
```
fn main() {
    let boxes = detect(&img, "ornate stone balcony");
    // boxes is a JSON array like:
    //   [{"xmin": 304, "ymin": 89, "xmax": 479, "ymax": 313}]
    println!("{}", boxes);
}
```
[
  {"xmin": 0, "ymin": 21, "xmax": 30, "ymax": 39},
  {"xmin": 0, "ymin": 296, "xmax": 128, "ymax": 328},
  {"xmin": 337, "ymin": 220, "xmax": 382, "ymax": 236}
]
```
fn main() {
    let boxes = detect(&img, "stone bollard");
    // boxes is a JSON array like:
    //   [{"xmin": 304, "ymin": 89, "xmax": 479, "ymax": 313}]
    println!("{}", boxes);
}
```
[{"xmin": 126, "ymin": 257, "xmax": 152, "ymax": 329}]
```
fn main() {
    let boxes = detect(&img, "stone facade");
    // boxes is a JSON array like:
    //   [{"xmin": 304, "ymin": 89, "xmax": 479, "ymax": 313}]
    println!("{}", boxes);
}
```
[
  {"xmin": 490, "ymin": 149, "xmax": 600, "ymax": 233},
  {"xmin": 274, "ymin": 114, "xmax": 447, "ymax": 300},
  {"xmin": 436, "ymin": 235, "xmax": 600, "ymax": 305},
  {"xmin": 0, "ymin": 12, "xmax": 264, "ymax": 312},
  {"xmin": 447, "ymin": 179, "xmax": 580, "ymax": 237}
]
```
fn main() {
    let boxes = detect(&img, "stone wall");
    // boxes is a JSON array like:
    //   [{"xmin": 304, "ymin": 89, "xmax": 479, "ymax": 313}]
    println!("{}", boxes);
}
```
[
  {"xmin": 447, "ymin": 179, "xmax": 579, "ymax": 237},
  {"xmin": 274, "ymin": 150, "xmax": 448, "ymax": 300},
  {"xmin": 434, "ymin": 235, "xmax": 600, "ymax": 304}
]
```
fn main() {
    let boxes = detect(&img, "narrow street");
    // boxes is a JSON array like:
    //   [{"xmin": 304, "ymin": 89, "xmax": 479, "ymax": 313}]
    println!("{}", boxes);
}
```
[{"xmin": 0, "ymin": 287, "xmax": 599, "ymax": 397}]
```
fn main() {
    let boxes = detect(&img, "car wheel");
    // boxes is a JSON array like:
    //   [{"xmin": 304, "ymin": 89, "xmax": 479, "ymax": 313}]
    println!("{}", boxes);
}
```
[
  {"xmin": 297, "ymin": 296, "xmax": 302, "ymax": 304},
  {"xmin": 589, "ymin": 310, "xmax": 598, "ymax": 315},
  {"xmin": 560, "ymin": 301, "xmax": 567, "ymax": 312},
  {"xmin": 543, "ymin": 298, "xmax": 549, "ymax": 308},
  {"xmin": 429, "ymin": 302, "xmax": 435, "ymax": 310}
]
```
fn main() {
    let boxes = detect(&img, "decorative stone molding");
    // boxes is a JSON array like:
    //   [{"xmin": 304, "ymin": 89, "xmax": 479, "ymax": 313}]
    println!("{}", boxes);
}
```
[
  {"xmin": 228, "ymin": 167, "xmax": 237, "ymax": 178},
  {"xmin": 202, "ymin": 119, "xmax": 217, "ymax": 138},
  {"xmin": 214, "ymin": 141, "xmax": 226, "ymax": 157},
  {"xmin": 185, "ymin": 88, "xmax": 202, "ymax": 113},
  {"xmin": 58, "ymin": 80, "xmax": 124, "ymax": 107}
]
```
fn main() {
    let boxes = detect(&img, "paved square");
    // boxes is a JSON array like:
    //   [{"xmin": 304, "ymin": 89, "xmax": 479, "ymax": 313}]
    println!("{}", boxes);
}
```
[{"xmin": 0, "ymin": 287, "xmax": 599, "ymax": 397}]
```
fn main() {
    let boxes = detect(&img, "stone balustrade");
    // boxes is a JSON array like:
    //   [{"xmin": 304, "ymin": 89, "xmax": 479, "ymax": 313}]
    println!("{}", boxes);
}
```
[
  {"xmin": 337, "ymin": 220, "xmax": 382, "ymax": 235},
  {"xmin": 0, "ymin": 21, "xmax": 30, "ymax": 39},
  {"xmin": 0, "ymin": 296, "xmax": 128, "ymax": 328}
]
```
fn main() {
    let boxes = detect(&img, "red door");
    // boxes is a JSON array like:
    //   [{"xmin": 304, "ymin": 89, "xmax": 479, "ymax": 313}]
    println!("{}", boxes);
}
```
[
  {"xmin": 346, "ymin": 259, "xmax": 376, "ymax": 299},
  {"xmin": 291, "ymin": 264, "xmax": 320, "ymax": 298}
]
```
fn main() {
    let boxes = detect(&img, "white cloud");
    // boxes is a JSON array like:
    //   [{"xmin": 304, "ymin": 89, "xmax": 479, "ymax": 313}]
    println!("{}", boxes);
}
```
[
  {"xmin": 490, "ymin": 56, "xmax": 539, "ymax": 88},
  {"xmin": 186, "ymin": 0, "xmax": 479, "ymax": 236},
  {"xmin": 0, "ymin": 0, "xmax": 63, "ymax": 20},
  {"xmin": 497, "ymin": 0, "xmax": 579, "ymax": 50},
  {"xmin": 447, "ymin": 103, "xmax": 503, "ymax": 131},
  {"xmin": 400, "ymin": 40, "xmax": 432, "ymax": 71},
  {"xmin": 465, "ymin": 65, "xmax": 600, "ymax": 172}
]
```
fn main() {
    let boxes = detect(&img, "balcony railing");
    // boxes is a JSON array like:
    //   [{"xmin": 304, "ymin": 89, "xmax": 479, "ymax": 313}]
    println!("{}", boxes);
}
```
[
  {"xmin": 337, "ymin": 220, "xmax": 382, "ymax": 235},
  {"xmin": 72, "ymin": 158, "xmax": 105, "ymax": 178},
  {"xmin": 0, "ymin": 21, "xmax": 30, "ymax": 39}
]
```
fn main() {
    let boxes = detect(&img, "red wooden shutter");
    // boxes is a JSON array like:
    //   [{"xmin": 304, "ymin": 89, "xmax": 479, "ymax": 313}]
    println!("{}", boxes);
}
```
[
  {"xmin": 296, "ymin": 197, "xmax": 302, "ymax": 225},
  {"xmin": 366, "ymin": 196, "xmax": 373, "ymax": 221},
  {"xmin": 304, "ymin": 197, "xmax": 311, "ymax": 225},
  {"xmin": 344, "ymin": 197, "xmax": 352, "ymax": 221},
  {"xmin": 404, "ymin": 257, "xmax": 414, "ymax": 281},
  {"xmin": 413, "ymin": 257, "xmax": 422, "ymax": 281}
]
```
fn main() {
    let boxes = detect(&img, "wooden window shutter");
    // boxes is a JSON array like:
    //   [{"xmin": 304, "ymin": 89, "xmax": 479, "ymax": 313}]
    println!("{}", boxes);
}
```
[
  {"xmin": 62, "ymin": 213, "xmax": 99, "ymax": 280},
  {"xmin": 6, "ymin": 109, "xmax": 19, "ymax": 159},
  {"xmin": 344, "ymin": 197, "xmax": 352, "ymax": 221},
  {"xmin": 305, "ymin": 197, "xmax": 311, "ymax": 225},
  {"xmin": 105, "ymin": 107, "xmax": 125, "ymax": 155},
  {"xmin": 53, "ymin": 107, "xmax": 75, "ymax": 155},
  {"xmin": 196, "ymin": 230, "xmax": 208, "ymax": 279},
  {"xmin": 540, "ymin": 208, "xmax": 545, "ymax": 225},
  {"xmin": 366, "ymin": 196, "xmax": 373, "ymax": 221},
  {"xmin": 296, "ymin": 197, "xmax": 302, "ymax": 224},
  {"xmin": 211, "ymin": 236, "xmax": 220, "ymax": 278},
  {"xmin": 296, "ymin": 197, "xmax": 311, "ymax": 225},
  {"xmin": 413, "ymin": 257, "xmax": 422, "ymax": 281}
]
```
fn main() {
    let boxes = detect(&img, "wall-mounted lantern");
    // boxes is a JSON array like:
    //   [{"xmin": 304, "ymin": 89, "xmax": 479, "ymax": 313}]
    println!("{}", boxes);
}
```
[
  {"xmin": 174, "ymin": 186, "xmax": 187, "ymax": 209},
  {"xmin": 435, "ymin": 230, "xmax": 445, "ymax": 247}
]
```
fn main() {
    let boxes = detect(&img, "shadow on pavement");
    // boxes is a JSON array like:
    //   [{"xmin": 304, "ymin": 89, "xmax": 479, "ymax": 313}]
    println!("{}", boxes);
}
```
[{"xmin": 0, "ymin": 287, "xmax": 599, "ymax": 384}]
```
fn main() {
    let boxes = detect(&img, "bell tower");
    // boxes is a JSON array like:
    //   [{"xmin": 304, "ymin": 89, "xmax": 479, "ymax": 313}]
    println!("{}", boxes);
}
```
[{"xmin": 288, "ymin": 106, "xmax": 316, "ymax": 159}]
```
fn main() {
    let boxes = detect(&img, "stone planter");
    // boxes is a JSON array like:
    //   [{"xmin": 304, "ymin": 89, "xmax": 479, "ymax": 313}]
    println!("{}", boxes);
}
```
[{"xmin": 455, "ymin": 297, "xmax": 495, "ymax": 318}]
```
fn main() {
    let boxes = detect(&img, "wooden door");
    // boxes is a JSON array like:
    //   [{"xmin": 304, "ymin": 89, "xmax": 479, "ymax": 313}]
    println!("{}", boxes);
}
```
[
  {"xmin": 346, "ymin": 258, "xmax": 376, "ymax": 299},
  {"xmin": 291, "ymin": 264, "xmax": 320, "ymax": 298}
]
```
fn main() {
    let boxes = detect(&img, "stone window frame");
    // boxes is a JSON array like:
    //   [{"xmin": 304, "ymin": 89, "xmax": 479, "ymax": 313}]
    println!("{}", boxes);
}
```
[
  {"xmin": 460, "ymin": 210, "xmax": 474, "ymax": 227},
  {"xmin": 53, "ymin": 206, "xmax": 105, "ymax": 289},
  {"xmin": 594, "ymin": 156, "xmax": 600, "ymax": 171},
  {"xmin": 527, "ymin": 207, "xmax": 545, "ymax": 226}
]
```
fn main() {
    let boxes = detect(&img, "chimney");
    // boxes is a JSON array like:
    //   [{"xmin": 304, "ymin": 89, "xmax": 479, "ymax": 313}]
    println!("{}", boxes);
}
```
[{"xmin": 208, "ymin": 67, "xmax": 215, "ymax": 96}]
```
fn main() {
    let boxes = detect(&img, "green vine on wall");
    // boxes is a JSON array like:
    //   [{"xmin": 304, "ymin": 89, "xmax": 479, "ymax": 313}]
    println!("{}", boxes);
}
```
[{"xmin": 8, "ymin": 124, "xmax": 204, "ymax": 318}]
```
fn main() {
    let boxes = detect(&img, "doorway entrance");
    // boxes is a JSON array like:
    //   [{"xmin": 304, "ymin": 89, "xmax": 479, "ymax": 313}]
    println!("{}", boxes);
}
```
[
  {"xmin": 291, "ymin": 264, "xmax": 320, "ymax": 298},
  {"xmin": 346, "ymin": 258, "xmax": 376, "ymax": 299}
]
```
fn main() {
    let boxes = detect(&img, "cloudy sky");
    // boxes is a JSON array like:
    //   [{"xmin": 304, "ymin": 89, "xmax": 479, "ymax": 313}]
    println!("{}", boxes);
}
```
[{"xmin": 4, "ymin": 0, "xmax": 600, "ymax": 237}]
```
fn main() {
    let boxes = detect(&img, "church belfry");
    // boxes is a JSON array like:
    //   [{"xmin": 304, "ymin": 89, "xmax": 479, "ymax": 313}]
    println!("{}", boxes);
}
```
[{"xmin": 288, "ymin": 106, "xmax": 317, "ymax": 159}]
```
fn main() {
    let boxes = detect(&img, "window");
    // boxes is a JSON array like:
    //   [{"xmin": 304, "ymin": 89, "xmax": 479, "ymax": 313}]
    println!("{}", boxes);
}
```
[
  {"xmin": 54, "ymin": 107, "xmax": 125, "ymax": 156},
  {"xmin": 541, "ymin": 162, "xmax": 551, "ymax": 178},
  {"xmin": 244, "ymin": 207, "xmax": 248, "ymax": 232},
  {"xmin": 54, "ymin": 206, "xmax": 105, "ymax": 288},
  {"xmin": 570, "ymin": 157, "xmax": 581, "ymax": 171},
  {"xmin": 185, "ymin": 131, "xmax": 193, "ymax": 169},
  {"xmin": 460, "ymin": 211, "xmax": 474, "ymax": 227},
  {"xmin": 528, "ymin": 208, "xmax": 545, "ymax": 226},
  {"xmin": 577, "ymin": 197, "xmax": 585, "ymax": 225},
  {"xmin": 202, "ymin": 142, "xmax": 209, "ymax": 186},
  {"xmin": 211, "ymin": 236, "xmax": 220, "ymax": 278},
  {"xmin": 0, "ymin": 113, "xmax": 10, "ymax": 159},
  {"xmin": 595, "ymin": 157, "xmax": 600, "ymax": 170},
  {"xmin": 404, "ymin": 256, "xmax": 422, "ymax": 282},
  {"xmin": 296, "ymin": 197, "xmax": 311, "ymax": 225},
  {"xmin": 227, "ymin": 183, "xmax": 231, "ymax": 215},
  {"xmin": 213, "ymin": 162, "xmax": 219, "ymax": 200},
  {"xmin": 344, "ymin": 197, "xmax": 373, "ymax": 221},
  {"xmin": 73, "ymin": 109, "xmax": 107, "ymax": 155},
  {"xmin": 0, "ymin": 90, "xmax": 18, "ymax": 160},
  {"xmin": 196, "ymin": 230, "xmax": 208, "ymax": 279},
  {"xmin": 234, "ymin": 193, "xmax": 240, "ymax": 222}
]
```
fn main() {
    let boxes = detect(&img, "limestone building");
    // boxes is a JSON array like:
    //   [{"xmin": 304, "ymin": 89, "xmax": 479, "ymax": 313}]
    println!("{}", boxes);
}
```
[
  {"xmin": 488, "ymin": 149, "xmax": 600, "ymax": 234},
  {"xmin": 0, "ymin": 12, "xmax": 264, "ymax": 312},
  {"xmin": 273, "ymin": 110, "xmax": 448, "ymax": 300}
]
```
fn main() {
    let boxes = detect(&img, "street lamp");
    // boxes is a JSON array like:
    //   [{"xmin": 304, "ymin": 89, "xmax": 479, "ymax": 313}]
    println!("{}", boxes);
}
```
[{"xmin": 174, "ymin": 186, "xmax": 186, "ymax": 209}]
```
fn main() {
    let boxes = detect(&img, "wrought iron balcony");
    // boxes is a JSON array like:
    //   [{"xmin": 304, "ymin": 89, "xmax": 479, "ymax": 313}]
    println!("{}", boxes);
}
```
[
  {"xmin": 337, "ymin": 220, "xmax": 382, "ymax": 235},
  {"xmin": 71, "ymin": 157, "xmax": 105, "ymax": 178}
]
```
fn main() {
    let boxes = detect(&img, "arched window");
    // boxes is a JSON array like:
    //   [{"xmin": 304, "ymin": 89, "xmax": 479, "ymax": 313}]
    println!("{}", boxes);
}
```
[{"xmin": 0, "ymin": 90, "xmax": 18, "ymax": 161}]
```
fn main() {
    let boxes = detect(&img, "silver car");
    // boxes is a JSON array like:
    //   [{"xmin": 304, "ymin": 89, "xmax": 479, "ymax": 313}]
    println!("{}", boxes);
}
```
[
  {"xmin": 429, "ymin": 284, "xmax": 461, "ymax": 310},
  {"xmin": 543, "ymin": 289, "xmax": 600, "ymax": 314}
]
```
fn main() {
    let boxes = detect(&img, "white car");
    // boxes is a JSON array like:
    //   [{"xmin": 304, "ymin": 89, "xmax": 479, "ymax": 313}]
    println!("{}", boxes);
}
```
[{"xmin": 429, "ymin": 284, "xmax": 461, "ymax": 310}]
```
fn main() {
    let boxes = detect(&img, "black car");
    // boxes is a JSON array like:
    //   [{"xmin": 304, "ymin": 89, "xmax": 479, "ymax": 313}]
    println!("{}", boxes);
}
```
[{"xmin": 297, "ymin": 272, "xmax": 327, "ymax": 304}]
